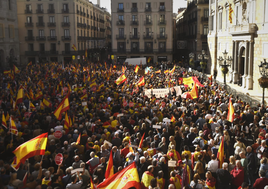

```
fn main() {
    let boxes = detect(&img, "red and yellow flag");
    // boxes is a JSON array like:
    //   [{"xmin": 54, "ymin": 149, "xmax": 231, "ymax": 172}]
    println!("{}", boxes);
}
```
[
  {"xmin": 4, "ymin": 70, "xmax": 11, "ymax": 75},
  {"xmin": 129, "ymin": 140, "xmax": 134, "ymax": 153},
  {"xmin": 217, "ymin": 135, "xmax": 225, "ymax": 168},
  {"xmin": 105, "ymin": 149, "xmax": 114, "ymax": 179},
  {"xmin": 229, "ymin": 4, "xmax": 233, "ymax": 24},
  {"xmin": 155, "ymin": 70, "xmax": 161, "ymax": 74},
  {"xmin": 76, "ymin": 133, "xmax": 81, "ymax": 145},
  {"xmin": 64, "ymin": 112, "xmax": 70, "ymax": 132},
  {"xmin": 169, "ymin": 66, "xmax": 176, "ymax": 74},
  {"xmin": 35, "ymin": 90, "xmax": 43, "ymax": 100},
  {"xmin": 11, "ymin": 133, "xmax": 48, "ymax": 171},
  {"xmin": 139, "ymin": 133, "xmax": 145, "ymax": 148},
  {"xmin": 72, "ymin": 44, "xmax": 77, "ymax": 51},
  {"xmin": 98, "ymin": 162, "xmax": 140, "ymax": 189},
  {"xmin": 14, "ymin": 65, "xmax": 20, "ymax": 74},
  {"xmin": 227, "ymin": 98, "xmax": 235, "ymax": 122},
  {"xmin": 53, "ymin": 95, "xmax": 70, "ymax": 120},
  {"xmin": 80, "ymin": 93, "xmax": 87, "ymax": 101},
  {"xmin": 10, "ymin": 117, "xmax": 18, "ymax": 136},
  {"xmin": 43, "ymin": 98, "xmax": 52, "ymax": 108},
  {"xmin": 115, "ymin": 74, "xmax": 127, "ymax": 85},
  {"xmin": 164, "ymin": 70, "xmax": 169, "ymax": 74},
  {"xmin": 29, "ymin": 101, "xmax": 35, "ymax": 109},
  {"xmin": 170, "ymin": 116, "xmax": 175, "ymax": 122},
  {"xmin": 2, "ymin": 113, "xmax": 7, "ymax": 129},
  {"xmin": 134, "ymin": 65, "xmax": 140, "ymax": 73},
  {"xmin": 189, "ymin": 82, "xmax": 198, "ymax": 99},
  {"xmin": 137, "ymin": 76, "xmax": 145, "ymax": 87},
  {"xmin": 16, "ymin": 86, "xmax": 24, "ymax": 105},
  {"xmin": 91, "ymin": 177, "xmax": 97, "ymax": 189},
  {"xmin": 6, "ymin": 112, "xmax": 10, "ymax": 121}
]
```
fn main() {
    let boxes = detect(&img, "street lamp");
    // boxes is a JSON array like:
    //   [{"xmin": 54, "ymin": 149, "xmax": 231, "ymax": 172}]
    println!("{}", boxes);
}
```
[
  {"xmin": 189, "ymin": 52, "xmax": 195, "ymax": 68},
  {"xmin": 258, "ymin": 59, "xmax": 268, "ymax": 106},
  {"xmin": 198, "ymin": 50, "xmax": 209, "ymax": 75},
  {"xmin": 217, "ymin": 50, "xmax": 232, "ymax": 86}
]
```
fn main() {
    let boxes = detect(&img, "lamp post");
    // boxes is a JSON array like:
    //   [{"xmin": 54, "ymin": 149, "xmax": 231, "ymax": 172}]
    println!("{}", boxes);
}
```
[
  {"xmin": 258, "ymin": 59, "xmax": 268, "ymax": 106},
  {"xmin": 198, "ymin": 50, "xmax": 209, "ymax": 75},
  {"xmin": 217, "ymin": 50, "xmax": 232, "ymax": 87}
]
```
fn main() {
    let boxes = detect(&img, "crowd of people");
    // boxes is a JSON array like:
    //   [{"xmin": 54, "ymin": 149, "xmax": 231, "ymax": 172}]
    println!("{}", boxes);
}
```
[{"xmin": 0, "ymin": 61, "xmax": 268, "ymax": 189}]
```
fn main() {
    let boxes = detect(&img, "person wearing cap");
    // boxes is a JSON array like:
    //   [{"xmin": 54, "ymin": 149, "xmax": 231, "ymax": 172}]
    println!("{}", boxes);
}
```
[{"xmin": 141, "ymin": 165, "xmax": 154, "ymax": 189}]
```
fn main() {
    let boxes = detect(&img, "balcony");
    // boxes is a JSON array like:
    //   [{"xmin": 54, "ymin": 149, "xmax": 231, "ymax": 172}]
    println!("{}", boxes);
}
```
[
  {"xmin": 158, "ymin": 20, "xmax": 166, "ymax": 25},
  {"xmin": 49, "ymin": 50, "xmax": 58, "ymax": 55},
  {"xmin": 130, "ymin": 34, "xmax": 139, "ymax": 39},
  {"xmin": 145, "ymin": 7, "xmax": 151, "ymax": 12},
  {"xmin": 116, "ymin": 20, "xmax": 125, "ymax": 26},
  {"xmin": 61, "ymin": 36, "xmax": 71, "ymax": 40},
  {"xmin": 87, "ymin": 25, "xmax": 90, "ymax": 29},
  {"xmin": 80, "ymin": 12, "xmax": 82, "ymax": 16},
  {"xmin": 77, "ymin": 23, "xmax": 82, "ymax": 28},
  {"xmin": 107, "ymin": 34, "xmax": 111, "ymax": 38},
  {"xmin": 127, "ymin": 49, "xmax": 139, "ymax": 53},
  {"xmin": 117, "ymin": 8, "xmax": 124, "ymax": 12},
  {"xmin": 144, "ymin": 20, "xmax": 152, "ymax": 25},
  {"xmin": 144, "ymin": 49, "xmax": 153, "ymax": 53},
  {"xmin": 78, "ymin": 36, "xmax": 85, "ymax": 40},
  {"xmin": 117, "ymin": 49, "xmax": 126, "ymax": 53},
  {"xmin": 36, "ymin": 9, "xmax": 43, "ymax": 14},
  {"xmin": 143, "ymin": 34, "xmax": 153, "ymax": 39},
  {"xmin": 81, "ymin": 24, "xmax": 87, "ymax": 28},
  {"xmin": 85, "ymin": 37, "xmax": 91, "ymax": 40},
  {"xmin": 36, "ymin": 22, "xmax": 45, "ymax": 27},
  {"xmin": 47, "ymin": 22, "xmax": 56, "ymax": 27},
  {"xmin": 158, "ymin": 49, "xmax": 167, "ymax": 53},
  {"xmin": 62, "ymin": 22, "xmax": 70, "ymax": 27},
  {"xmin": 188, "ymin": 17, "xmax": 197, "ymax": 23},
  {"xmin": 131, "ymin": 7, "xmax": 138, "ymax": 12},
  {"xmin": 25, "ymin": 51, "xmax": 39, "ymax": 56},
  {"xmin": 77, "ymin": 10, "xmax": 79, "ymax": 14},
  {"xmin": 25, "ymin": 22, "xmax": 33, "ymax": 27},
  {"xmin": 201, "ymin": 34, "xmax": 207, "ymax": 39},
  {"xmin": 47, "ymin": 36, "xmax": 57, "ymax": 41},
  {"xmin": 25, "ymin": 9, "xmax": 32, "ymax": 14},
  {"xmin": 159, "ymin": 7, "xmax": 165, "ymax": 12},
  {"xmin": 201, "ymin": 17, "xmax": 208, "ymax": 22},
  {"xmin": 25, "ymin": 36, "xmax": 35, "ymax": 41},
  {"xmin": 99, "ymin": 19, "xmax": 104, "ymax": 23},
  {"xmin": 36, "ymin": 36, "xmax": 46, "ymax": 41},
  {"xmin": 47, "ymin": 9, "xmax": 55, "ymax": 13},
  {"xmin": 100, "ymin": 28, "xmax": 105, "ymax": 32},
  {"xmin": 130, "ymin": 20, "xmax": 139, "ymax": 25},
  {"xmin": 116, "ymin": 35, "xmax": 126, "ymax": 39},
  {"xmin": 157, "ymin": 34, "xmax": 167, "ymax": 39},
  {"xmin": 62, "ymin": 9, "xmax": 69, "ymax": 13}
]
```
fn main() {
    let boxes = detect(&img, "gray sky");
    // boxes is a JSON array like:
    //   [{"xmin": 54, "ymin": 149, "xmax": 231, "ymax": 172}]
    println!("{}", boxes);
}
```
[{"xmin": 90, "ymin": 0, "xmax": 187, "ymax": 13}]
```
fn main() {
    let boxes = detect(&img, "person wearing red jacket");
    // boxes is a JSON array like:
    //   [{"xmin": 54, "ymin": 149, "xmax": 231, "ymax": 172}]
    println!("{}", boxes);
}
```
[
  {"xmin": 231, "ymin": 160, "xmax": 244, "ymax": 189},
  {"xmin": 253, "ymin": 170, "xmax": 268, "ymax": 189}
]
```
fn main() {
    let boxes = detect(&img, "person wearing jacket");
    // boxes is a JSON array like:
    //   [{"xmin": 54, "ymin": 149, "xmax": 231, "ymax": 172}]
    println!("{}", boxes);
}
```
[{"xmin": 231, "ymin": 160, "xmax": 244, "ymax": 189}]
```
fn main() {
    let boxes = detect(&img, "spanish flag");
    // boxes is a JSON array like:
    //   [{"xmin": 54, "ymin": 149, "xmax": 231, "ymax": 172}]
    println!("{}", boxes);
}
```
[
  {"xmin": 16, "ymin": 86, "xmax": 24, "ymax": 105},
  {"xmin": 164, "ymin": 70, "xmax": 169, "ymax": 74},
  {"xmin": 189, "ymin": 82, "xmax": 198, "ymax": 99},
  {"xmin": 147, "ymin": 57, "xmax": 151, "ymax": 63},
  {"xmin": 115, "ymin": 74, "xmax": 127, "ymax": 85},
  {"xmin": 98, "ymin": 162, "xmax": 140, "ymax": 189},
  {"xmin": 11, "ymin": 133, "xmax": 48, "ymax": 171},
  {"xmin": 80, "ymin": 93, "xmax": 87, "ymax": 101},
  {"xmin": 182, "ymin": 77, "xmax": 204, "ymax": 88},
  {"xmin": 53, "ymin": 95, "xmax": 70, "ymax": 120},
  {"xmin": 83, "ymin": 74, "xmax": 86, "ymax": 83},
  {"xmin": 227, "ymin": 98, "xmax": 235, "ymax": 122},
  {"xmin": 105, "ymin": 149, "xmax": 114, "ymax": 179},
  {"xmin": 129, "ymin": 140, "xmax": 134, "ymax": 153},
  {"xmin": 139, "ymin": 133, "xmax": 145, "ymax": 148},
  {"xmin": 64, "ymin": 112, "xmax": 70, "ymax": 132},
  {"xmin": 43, "ymin": 98, "xmax": 52, "ymax": 108},
  {"xmin": 6, "ymin": 112, "xmax": 10, "ymax": 121},
  {"xmin": 87, "ymin": 75, "xmax": 91, "ymax": 82},
  {"xmin": 27, "ymin": 61, "xmax": 32, "ymax": 66},
  {"xmin": 76, "ymin": 133, "xmax": 81, "ymax": 145},
  {"xmin": 155, "ymin": 70, "xmax": 161, "ymax": 74},
  {"xmin": 217, "ymin": 135, "xmax": 225, "ymax": 168},
  {"xmin": 4, "ymin": 70, "xmax": 11, "ymax": 75},
  {"xmin": 171, "ymin": 116, "xmax": 176, "ymax": 122},
  {"xmin": 90, "ymin": 82, "xmax": 97, "ymax": 88},
  {"xmin": 35, "ymin": 90, "xmax": 43, "ymax": 100},
  {"xmin": 10, "ymin": 117, "xmax": 18, "ymax": 136},
  {"xmin": 169, "ymin": 66, "xmax": 176, "ymax": 74},
  {"xmin": 137, "ymin": 76, "xmax": 145, "ymax": 87},
  {"xmin": 72, "ymin": 44, "xmax": 77, "ymax": 51},
  {"xmin": 229, "ymin": 4, "xmax": 233, "ymax": 24},
  {"xmin": 2, "ymin": 113, "xmax": 7, "ymax": 129},
  {"xmin": 91, "ymin": 177, "xmax": 97, "ymax": 189},
  {"xmin": 85, "ymin": 49, "xmax": 88, "ymax": 58},
  {"xmin": 134, "ymin": 65, "xmax": 139, "ymax": 73},
  {"xmin": 29, "ymin": 101, "xmax": 35, "ymax": 110},
  {"xmin": 14, "ymin": 65, "xmax": 20, "ymax": 74}
]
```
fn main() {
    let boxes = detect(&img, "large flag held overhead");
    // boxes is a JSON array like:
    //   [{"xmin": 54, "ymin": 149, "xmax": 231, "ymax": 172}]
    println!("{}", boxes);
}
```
[
  {"xmin": 188, "ymin": 82, "xmax": 198, "ymax": 99},
  {"xmin": 43, "ymin": 98, "xmax": 52, "ymax": 108},
  {"xmin": 53, "ymin": 95, "xmax": 70, "ymax": 120},
  {"xmin": 2, "ymin": 113, "xmax": 7, "ymax": 129},
  {"xmin": 115, "ymin": 74, "xmax": 127, "ymax": 85},
  {"xmin": 134, "ymin": 65, "xmax": 139, "ymax": 73},
  {"xmin": 10, "ymin": 117, "xmax": 18, "ymax": 136},
  {"xmin": 97, "ymin": 162, "xmax": 140, "ymax": 189},
  {"xmin": 180, "ymin": 77, "xmax": 204, "ymax": 88},
  {"xmin": 105, "ymin": 149, "xmax": 114, "ymax": 179},
  {"xmin": 14, "ymin": 65, "xmax": 20, "ymax": 74},
  {"xmin": 16, "ymin": 86, "xmax": 24, "ymax": 105},
  {"xmin": 137, "ymin": 76, "xmax": 145, "ymax": 87},
  {"xmin": 11, "ymin": 133, "xmax": 48, "ymax": 171},
  {"xmin": 217, "ymin": 135, "xmax": 225, "ymax": 168},
  {"xmin": 227, "ymin": 98, "xmax": 235, "ymax": 122}
]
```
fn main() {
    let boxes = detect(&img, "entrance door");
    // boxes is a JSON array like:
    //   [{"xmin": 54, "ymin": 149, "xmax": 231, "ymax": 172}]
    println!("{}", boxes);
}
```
[{"xmin": 238, "ymin": 47, "xmax": 245, "ymax": 85}]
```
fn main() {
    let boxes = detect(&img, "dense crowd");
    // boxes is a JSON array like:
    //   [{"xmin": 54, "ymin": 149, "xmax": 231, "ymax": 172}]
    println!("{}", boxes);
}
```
[{"xmin": 0, "ymin": 61, "xmax": 268, "ymax": 189}]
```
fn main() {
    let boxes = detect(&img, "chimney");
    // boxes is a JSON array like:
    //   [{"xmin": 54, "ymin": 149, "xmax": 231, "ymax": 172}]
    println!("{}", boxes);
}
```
[{"xmin": 97, "ymin": 0, "xmax": 100, "ymax": 6}]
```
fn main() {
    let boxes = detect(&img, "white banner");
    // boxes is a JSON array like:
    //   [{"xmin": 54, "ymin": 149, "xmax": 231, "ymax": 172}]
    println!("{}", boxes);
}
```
[{"xmin": 144, "ymin": 86, "xmax": 182, "ymax": 98}]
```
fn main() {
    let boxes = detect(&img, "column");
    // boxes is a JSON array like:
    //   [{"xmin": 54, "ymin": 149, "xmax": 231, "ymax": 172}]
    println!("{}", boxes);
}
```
[
  {"xmin": 246, "ymin": 40, "xmax": 254, "ymax": 90},
  {"xmin": 242, "ymin": 41, "xmax": 249, "ymax": 88},
  {"xmin": 233, "ymin": 41, "xmax": 238, "ymax": 84},
  {"xmin": 229, "ymin": 41, "xmax": 235, "ymax": 83}
]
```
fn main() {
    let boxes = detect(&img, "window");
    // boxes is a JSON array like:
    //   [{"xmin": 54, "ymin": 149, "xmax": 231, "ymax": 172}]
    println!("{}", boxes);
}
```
[
  {"xmin": 49, "ymin": 4, "xmax": 54, "ymax": 10},
  {"xmin": 219, "ymin": 12, "xmax": 222, "ymax": 30},
  {"xmin": 132, "ymin": 3, "xmax": 137, "ymax": 8},
  {"xmin": 51, "ymin": 43, "xmax": 56, "ymax": 51},
  {"xmin": 8, "ymin": 25, "xmax": 14, "ymax": 38},
  {"xmin": 63, "ymin": 4, "xmax": 68, "ymax": 11},
  {"xmin": 145, "ymin": 42, "xmax": 153, "ymax": 49},
  {"xmin": 118, "ymin": 42, "xmax": 125, "ymax": 50},
  {"xmin": 64, "ymin": 16, "xmax": 69, "ymax": 23},
  {"xmin": 146, "ymin": 15, "xmax": 151, "ymax": 22},
  {"xmin": 39, "ymin": 30, "xmax": 44, "ymax": 37},
  {"xmin": 119, "ymin": 28, "xmax": 124, "ymax": 36},
  {"xmin": 145, "ymin": 2, "xmax": 151, "ymax": 8},
  {"xmin": 204, "ymin": 9, "xmax": 209, "ymax": 17},
  {"xmin": 38, "ymin": 16, "xmax": 43, "ymax": 23},
  {"xmin": 40, "ymin": 44, "xmax": 45, "ymax": 52},
  {"xmin": 50, "ymin": 29, "xmax": 55, "ymax": 37},
  {"xmin": 64, "ymin": 29, "xmax": 69, "ymax": 36},
  {"xmin": 64, "ymin": 43, "xmax": 70, "ymax": 52},
  {"xmin": 49, "ymin": 16, "xmax": 55, "ymax": 23},
  {"xmin": 160, "ymin": 15, "xmax": 165, "ymax": 22},
  {"xmin": 28, "ymin": 43, "xmax": 34, "ymax": 51},
  {"xmin": 131, "ymin": 42, "xmax": 139, "ymax": 50},
  {"xmin": 132, "ymin": 15, "xmax": 137, "ymax": 21},
  {"xmin": 26, "ymin": 4, "xmax": 31, "ymax": 11},
  {"xmin": 133, "ymin": 28, "xmax": 138, "ymax": 36},
  {"xmin": 8, "ymin": 0, "xmax": 11, "ymax": 10},
  {"xmin": 202, "ymin": 42, "xmax": 207, "ymax": 51},
  {"xmin": 159, "ymin": 42, "xmax": 166, "ymax": 51},
  {"xmin": 160, "ymin": 27, "xmax": 165, "ymax": 36},
  {"xmin": 160, "ymin": 2, "xmax": 165, "ymax": 10},
  {"xmin": 209, "ymin": 15, "xmax": 214, "ymax": 31},
  {"xmin": 77, "ymin": 29, "xmax": 79, "ymax": 36},
  {"xmin": 0, "ymin": 24, "xmax": 4, "ymax": 38},
  {"xmin": 146, "ymin": 28, "xmax": 151, "ymax": 35},
  {"xmin": 27, "ymin": 16, "xmax": 32, "ymax": 23},
  {"xmin": 203, "ymin": 25, "xmax": 208, "ymax": 35},
  {"xmin": 119, "ymin": 15, "xmax": 124, "ymax": 21},
  {"xmin": 218, "ymin": 42, "xmax": 221, "ymax": 52},
  {"xmin": 37, "ymin": 4, "xmax": 43, "ymax": 11},
  {"xmin": 118, "ymin": 3, "xmax": 123, "ymax": 10},
  {"xmin": 27, "ymin": 30, "xmax": 33, "ymax": 37}
]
